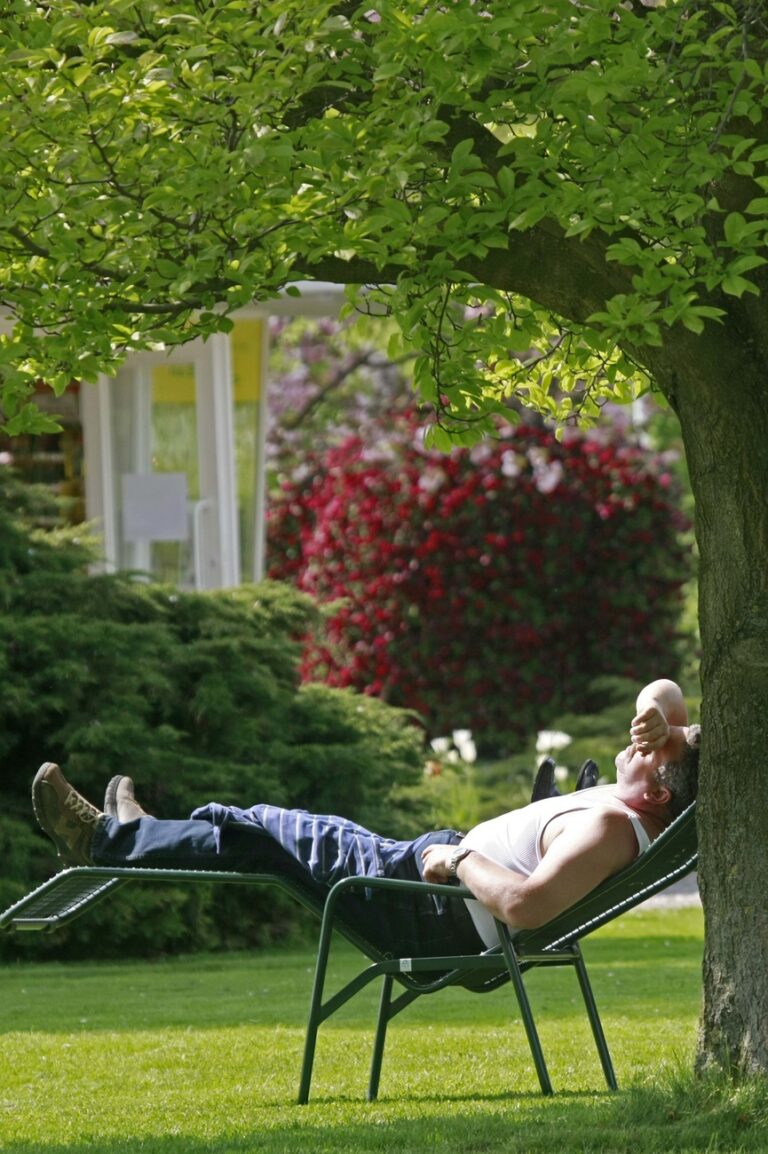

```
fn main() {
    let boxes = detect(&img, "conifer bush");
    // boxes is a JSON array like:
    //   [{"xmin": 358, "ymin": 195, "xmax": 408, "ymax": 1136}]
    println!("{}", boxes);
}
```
[
  {"xmin": 267, "ymin": 410, "xmax": 691, "ymax": 752},
  {"xmin": 0, "ymin": 469, "xmax": 426, "ymax": 959}
]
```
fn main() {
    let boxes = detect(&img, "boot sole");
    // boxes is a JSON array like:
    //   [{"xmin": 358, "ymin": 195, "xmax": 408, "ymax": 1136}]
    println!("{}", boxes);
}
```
[
  {"xmin": 104, "ymin": 775, "xmax": 123, "ymax": 818},
  {"xmin": 32, "ymin": 762, "xmax": 78, "ymax": 864}
]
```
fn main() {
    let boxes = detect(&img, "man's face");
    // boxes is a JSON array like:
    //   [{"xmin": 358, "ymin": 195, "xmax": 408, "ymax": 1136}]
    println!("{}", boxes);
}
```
[
  {"xmin": 614, "ymin": 729, "xmax": 687, "ymax": 799},
  {"xmin": 615, "ymin": 743, "xmax": 664, "ymax": 793}
]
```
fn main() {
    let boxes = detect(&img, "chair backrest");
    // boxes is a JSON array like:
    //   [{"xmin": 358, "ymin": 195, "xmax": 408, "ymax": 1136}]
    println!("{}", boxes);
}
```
[{"xmin": 510, "ymin": 802, "xmax": 697, "ymax": 954}]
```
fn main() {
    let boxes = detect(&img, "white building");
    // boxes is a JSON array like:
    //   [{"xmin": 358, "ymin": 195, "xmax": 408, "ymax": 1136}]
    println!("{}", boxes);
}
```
[{"xmin": 3, "ymin": 284, "xmax": 347, "ymax": 590}]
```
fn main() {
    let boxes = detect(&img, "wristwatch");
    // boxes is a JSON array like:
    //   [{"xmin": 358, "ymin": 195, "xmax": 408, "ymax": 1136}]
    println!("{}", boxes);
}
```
[{"xmin": 448, "ymin": 846, "xmax": 473, "ymax": 878}]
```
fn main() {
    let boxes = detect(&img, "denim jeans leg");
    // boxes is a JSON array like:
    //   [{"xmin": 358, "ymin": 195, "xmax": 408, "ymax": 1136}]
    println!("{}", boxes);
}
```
[
  {"xmin": 91, "ymin": 815, "xmax": 291, "ymax": 872},
  {"xmin": 89, "ymin": 816, "xmax": 484, "ymax": 959}
]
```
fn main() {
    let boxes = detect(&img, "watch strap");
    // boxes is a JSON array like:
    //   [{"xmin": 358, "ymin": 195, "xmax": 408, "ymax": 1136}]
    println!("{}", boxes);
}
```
[{"xmin": 448, "ymin": 845, "xmax": 472, "ymax": 878}]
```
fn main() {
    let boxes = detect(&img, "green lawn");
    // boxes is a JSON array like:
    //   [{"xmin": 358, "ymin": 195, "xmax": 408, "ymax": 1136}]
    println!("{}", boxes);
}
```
[{"xmin": 1, "ymin": 906, "xmax": 766, "ymax": 1154}]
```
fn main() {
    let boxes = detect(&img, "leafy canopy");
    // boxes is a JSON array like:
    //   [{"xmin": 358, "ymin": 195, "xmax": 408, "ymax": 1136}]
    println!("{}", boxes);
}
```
[{"xmin": 1, "ymin": 1, "xmax": 766, "ymax": 437}]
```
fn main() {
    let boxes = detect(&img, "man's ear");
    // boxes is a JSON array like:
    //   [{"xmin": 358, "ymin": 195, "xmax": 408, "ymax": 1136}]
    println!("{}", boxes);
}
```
[{"xmin": 645, "ymin": 783, "xmax": 672, "ymax": 806}]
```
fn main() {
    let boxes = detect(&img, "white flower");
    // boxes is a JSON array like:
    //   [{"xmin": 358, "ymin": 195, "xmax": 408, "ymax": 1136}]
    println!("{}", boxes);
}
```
[
  {"xmin": 501, "ymin": 449, "xmax": 521, "ymax": 478},
  {"xmin": 453, "ymin": 730, "xmax": 477, "ymax": 764},
  {"xmin": 536, "ymin": 729, "xmax": 572, "ymax": 754},
  {"xmin": 554, "ymin": 765, "xmax": 570, "ymax": 783},
  {"xmin": 418, "ymin": 467, "xmax": 446, "ymax": 494},
  {"xmin": 432, "ymin": 730, "xmax": 477, "ymax": 763},
  {"xmin": 533, "ymin": 459, "xmax": 563, "ymax": 494},
  {"xmin": 469, "ymin": 443, "xmax": 493, "ymax": 466},
  {"xmin": 430, "ymin": 736, "xmax": 451, "ymax": 755},
  {"xmin": 527, "ymin": 446, "xmax": 564, "ymax": 494}
]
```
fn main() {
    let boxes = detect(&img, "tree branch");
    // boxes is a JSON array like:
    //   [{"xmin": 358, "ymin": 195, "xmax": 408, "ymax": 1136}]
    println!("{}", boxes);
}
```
[{"xmin": 298, "ymin": 219, "xmax": 635, "ymax": 329}]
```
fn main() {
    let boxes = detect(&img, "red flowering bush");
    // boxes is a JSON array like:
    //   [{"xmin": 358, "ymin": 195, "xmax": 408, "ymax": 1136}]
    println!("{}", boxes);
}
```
[{"xmin": 267, "ymin": 411, "xmax": 690, "ymax": 752}]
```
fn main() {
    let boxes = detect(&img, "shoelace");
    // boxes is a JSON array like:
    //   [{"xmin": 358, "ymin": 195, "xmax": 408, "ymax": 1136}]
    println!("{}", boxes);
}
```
[{"xmin": 65, "ymin": 791, "xmax": 102, "ymax": 824}]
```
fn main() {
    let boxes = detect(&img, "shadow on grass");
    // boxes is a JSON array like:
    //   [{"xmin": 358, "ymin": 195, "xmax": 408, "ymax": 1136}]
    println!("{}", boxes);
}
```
[{"xmin": 2, "ymin": 1081, "xmax": 767, "ymax": 1154}]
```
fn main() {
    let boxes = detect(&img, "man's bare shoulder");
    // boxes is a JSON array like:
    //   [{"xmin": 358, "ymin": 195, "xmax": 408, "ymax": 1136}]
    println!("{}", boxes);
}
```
[
  {"xmin": 521, "ymin": 806, "xmax": 640, "ymax": 924},
  {"xmin": 541, "ymin": 803, "xmax": 639, "ymax": 859}
]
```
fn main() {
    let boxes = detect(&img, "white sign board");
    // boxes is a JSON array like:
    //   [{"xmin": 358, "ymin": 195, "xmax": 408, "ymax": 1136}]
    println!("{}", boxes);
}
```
[{"xmin": 121, "ymin": 473, "xmax": 189, "ymax": 542}]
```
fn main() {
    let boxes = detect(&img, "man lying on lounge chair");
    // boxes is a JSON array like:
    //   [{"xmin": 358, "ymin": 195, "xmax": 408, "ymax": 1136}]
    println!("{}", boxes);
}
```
[{"xmin": 32, "ymin": 679, "xmax": 699, "ymax": 959}]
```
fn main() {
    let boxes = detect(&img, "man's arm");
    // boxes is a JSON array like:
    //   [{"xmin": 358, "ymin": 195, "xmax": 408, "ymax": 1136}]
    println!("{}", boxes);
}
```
[
  {"xmin": 630, "ymin": 679, "xmax": 689, "ymax": 754},
  {"xmin": 421, "ymin": 808, "xmax": 638, "ymax": 930}
]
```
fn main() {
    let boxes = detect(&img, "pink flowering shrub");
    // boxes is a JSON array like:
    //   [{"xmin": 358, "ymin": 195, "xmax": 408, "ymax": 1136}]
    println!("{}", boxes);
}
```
[{"xmin": 267, "ymin": 410, "xmax": 690, "ymax": 751}]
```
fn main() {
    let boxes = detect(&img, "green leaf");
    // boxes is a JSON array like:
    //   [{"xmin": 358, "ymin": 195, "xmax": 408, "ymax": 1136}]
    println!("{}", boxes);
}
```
[
  {"xmin": 423, "ymin": 424, "xmax": 454, "ymax": 451},
  {"xmin": 451, "ymin": 139, "xmax": 475, "ymax": 164},
  {"xmin": 496, "ymin": 167, "xmax": 516, "ymax": 197},
  {"xmin": 2, "ymin": 404, "xmax": 64, "ymax": 436},
  {"xmin": 105, "ymin": 30, "xmax": 140, "ymax": 46},
  {"xmin": 722, "ymin": 212, "xmax": 760, "ymax": 245},
  {"xmin": 372, "ymin": 60, "xmax": 402, "ymax": 81},
  {"xmin": 721, "ymin": 274, "xmax": 760, "ymax": 297},
  {"xmin": 508, "ymin": 204, "xmax": 547, "ymax": 232},
  {"xmin": 727, "ymin": 254, "xmax": 767, "ymax": 276}
]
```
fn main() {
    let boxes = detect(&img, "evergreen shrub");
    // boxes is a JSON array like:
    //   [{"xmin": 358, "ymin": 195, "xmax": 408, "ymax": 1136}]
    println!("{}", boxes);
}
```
[
  {"xmin": 267, "ymin": 410, "xmax": 691, "ymax": 752},
  {"xmin": 0, "ymin": 470, "xmax": 426, "ymax": 959}
]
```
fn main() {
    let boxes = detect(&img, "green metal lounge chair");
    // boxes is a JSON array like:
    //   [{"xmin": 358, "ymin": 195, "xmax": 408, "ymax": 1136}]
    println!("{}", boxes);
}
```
[{"xmin": 0, "ymin": 802, "xmax": 697, "ymax": 1102}]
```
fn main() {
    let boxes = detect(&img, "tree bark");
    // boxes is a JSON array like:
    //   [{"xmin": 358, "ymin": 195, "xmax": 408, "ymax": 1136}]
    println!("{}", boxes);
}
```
[{"xmin": 647, "ymin": 319, "xmax": 768, "ymax": 1076}]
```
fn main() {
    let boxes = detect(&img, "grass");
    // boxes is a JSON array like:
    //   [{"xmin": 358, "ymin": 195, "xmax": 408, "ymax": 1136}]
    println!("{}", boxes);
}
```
[{"xmin": 0, "ymin": 905, "xmax": 766, "ymax": 1154}]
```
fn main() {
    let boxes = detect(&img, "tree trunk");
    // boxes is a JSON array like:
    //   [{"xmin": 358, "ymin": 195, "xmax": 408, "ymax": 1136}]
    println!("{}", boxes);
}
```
[{"xmin": 650, "ymin": 319, "xmax": 768, "ymax": 1076}]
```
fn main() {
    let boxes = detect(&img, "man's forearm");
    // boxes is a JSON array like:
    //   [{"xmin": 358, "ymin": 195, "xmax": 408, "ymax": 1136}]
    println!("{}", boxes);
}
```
[
  {"xmin": 455, "ymin": 850, "xmax": 543, "ymax": 929},
  {"xmin": 631, "ymin": 680, "xmax": 690, "ymax": 753},
  {"xmin": 421, "ymin": 841, "xmax": 540, "ymax": 927},
  {"xmin": 635, "ymin": 680, "xmax": 688, "ymax": 727}
]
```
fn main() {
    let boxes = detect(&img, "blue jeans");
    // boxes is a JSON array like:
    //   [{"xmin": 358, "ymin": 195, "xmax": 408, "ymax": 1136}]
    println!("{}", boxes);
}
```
[{"xmin": 91, "ymin": 807, "xmax": 484, "ymax": 959}]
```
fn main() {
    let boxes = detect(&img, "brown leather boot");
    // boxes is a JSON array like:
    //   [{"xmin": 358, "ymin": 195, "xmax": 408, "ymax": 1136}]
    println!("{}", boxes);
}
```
[
  {"xmin": 32, "ymin": 762, "xmax": 104, "ymax": 866},
  {"xmin": 104, "ymin": 775, "xmax": 151, "ymax": 823}
]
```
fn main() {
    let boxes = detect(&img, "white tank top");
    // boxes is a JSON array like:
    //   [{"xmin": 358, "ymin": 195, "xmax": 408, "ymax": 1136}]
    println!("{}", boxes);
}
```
[{"xmin": 460, "ymin": 786, "xmax": 651, "ymax": 947}]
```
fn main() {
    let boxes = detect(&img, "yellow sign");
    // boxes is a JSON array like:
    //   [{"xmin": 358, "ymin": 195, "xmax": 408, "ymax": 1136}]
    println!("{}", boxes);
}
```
[
  {"xmin": 151, "ymin": 319, "xmax": 265, "ymax": 404},
  {"xmin": 232, "ymin": 319, "xmax": 264, "ymax": 403},
  {"xmin": 152, "ymin": 361, "xmax": 195, "ymax": 405}
]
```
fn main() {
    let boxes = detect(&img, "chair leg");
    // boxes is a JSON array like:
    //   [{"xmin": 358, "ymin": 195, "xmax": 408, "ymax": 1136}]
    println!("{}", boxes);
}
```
[
  {"xmin": 571, "ymin": 945, "xmax": 618, "ymax": 1090},
  {"xmin": 367, "ymin": 973, "xmax": 394, "ymax": 1101},
  {"xmin": 507, "ymin": 965, "xmax": 554, "ymax": 1095},
  {"xmin": 497, "ymin": 929, "xmax": 554, "ymax": 1095},
  {"xmin": 298, "ymin": 904, "xmax": 337, "ymax": 1104},
  {"xmin": 298, "ymin": 986, "xmax": 323, "ymax": 1105}
]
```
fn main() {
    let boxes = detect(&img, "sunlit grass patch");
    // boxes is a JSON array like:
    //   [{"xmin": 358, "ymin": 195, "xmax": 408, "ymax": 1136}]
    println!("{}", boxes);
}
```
[{"xmin": 1, "ymin": 907, "xmax": 765, "ymax": 1153}]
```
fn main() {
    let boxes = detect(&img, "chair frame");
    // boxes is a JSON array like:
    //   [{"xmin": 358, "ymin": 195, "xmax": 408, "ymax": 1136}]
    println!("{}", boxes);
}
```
[{"xmin": 0, "ymin": 804, "xmax": 697, "ymax": 1102}]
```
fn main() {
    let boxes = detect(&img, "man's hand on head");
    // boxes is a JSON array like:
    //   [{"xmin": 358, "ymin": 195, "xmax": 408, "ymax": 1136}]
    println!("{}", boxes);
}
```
[
  {"xmin": 630, "ymin": 706, "xmax": 670, "ymax": 752},
  {"xmin": 631, "ymin": 680, "xmax": 690, "ymax": 755}
]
